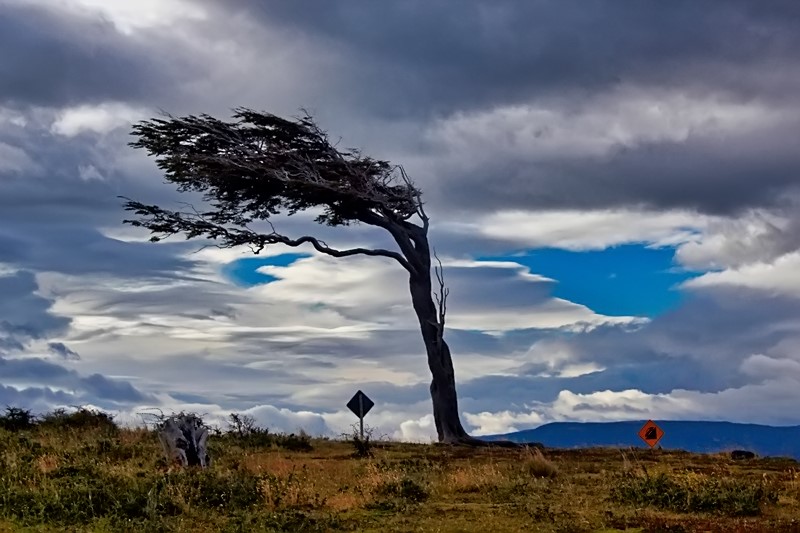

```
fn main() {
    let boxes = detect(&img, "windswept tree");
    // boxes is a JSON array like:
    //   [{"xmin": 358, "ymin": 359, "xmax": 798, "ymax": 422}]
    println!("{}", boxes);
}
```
[{"xmin": 121, "ymin": 109, "xmax": 477, "ymax": 444}]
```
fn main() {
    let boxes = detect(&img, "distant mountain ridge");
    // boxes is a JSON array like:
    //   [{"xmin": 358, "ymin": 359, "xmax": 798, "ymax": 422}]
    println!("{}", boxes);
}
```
[{"xmin": 483, "ymin": 421, "xmax": 800, "ymax": 459}]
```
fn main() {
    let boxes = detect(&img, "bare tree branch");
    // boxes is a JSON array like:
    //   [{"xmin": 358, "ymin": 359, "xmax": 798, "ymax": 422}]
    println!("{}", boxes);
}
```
[
  {"xmin": 120, "ymin": 198, "xmax": 414, "ymax": 272},
  {"xmin": 432, "ymin": 249, "xmax": 449, "ymax": 348}
]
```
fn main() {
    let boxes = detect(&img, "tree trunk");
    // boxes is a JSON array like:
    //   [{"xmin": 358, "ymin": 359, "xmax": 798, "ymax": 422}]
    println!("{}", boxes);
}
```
[
  {"xmin": 408, "ymin": 268, "xmax": 470, "ymax": 443},
  {"xmin": 393, "ymin": 221, "xmax": 517, "ymax": 447}
]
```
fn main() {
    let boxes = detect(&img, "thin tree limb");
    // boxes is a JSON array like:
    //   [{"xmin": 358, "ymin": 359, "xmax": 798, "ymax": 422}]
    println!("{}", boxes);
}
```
[
  {"xmin": 120, "ymin": 198, "xmax": 414, "ymax": 272},
  {"xmin": 433, "ymin": 249, "xmax": 449, "ymax": 349}
]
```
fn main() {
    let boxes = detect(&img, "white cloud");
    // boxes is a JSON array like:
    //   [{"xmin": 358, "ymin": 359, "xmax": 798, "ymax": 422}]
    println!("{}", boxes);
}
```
[
  {"xmin": 449, "ymin": 299, "xmax": 641, "ymax": 333},
  {"xmin": 78, "ymin": 164, "xmax": 104, "ymax": 182},
  {"xmin": 675, "ymin": 210, "xmax": 797, "ymax": 270},
  {"xmin": 464, "ymin": 410, "xmax": 545, "ymax": 436},
  {"xmin": 51, "ymin": 102, "xmax": 148, "ymax": 137},
  {"xmin": 0, "ymin": 107, "xmax": 28, "ymax": 127},
  {"xmin": 109, "ymin": 398, "xmax": 334, "ymax": 436},
  {"xmin": 447, "ymin": 209, "xmax": 710, "ymax": 251},
  {"xmin": 31, "ymin": 242, "xmax": 648, "ymax": 428},
  {"xmin": 397, "ymin": 415, "xmax": 437, "ymax": 443},
  {"xmin": 740, "ymin": 354, "xmax": 800, "ymax": 380},
  {"xmin": 426, "ymin": 87, "xmax": 792, "ymax": 161},
  {"xmin": 684, "ymin": 251, "xmax": 800, "ymax": 296},
  {"xmin": 251, "ymin": 253, "xmax": 641, "ymax": 333},
  {"xmin": 16, "ymin": 0, "xmax": 207, "ymax": 35},
  {"xmin": 243, "ymin": 404, "xmax": 331, "ymax": 436},
  {"xmin": 467, "ymin": 376, "xmax": 800, "ymax": 432}
]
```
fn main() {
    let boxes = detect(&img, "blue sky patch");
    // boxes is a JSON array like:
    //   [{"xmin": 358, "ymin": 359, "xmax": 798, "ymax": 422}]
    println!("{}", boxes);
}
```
[
  {"xmin": 480, "ymin": 245, "xmax": 698, "ymax": 317},
  {"xmin": 222, "ymin": 253, "xmax": 309, "ymax": 287}
]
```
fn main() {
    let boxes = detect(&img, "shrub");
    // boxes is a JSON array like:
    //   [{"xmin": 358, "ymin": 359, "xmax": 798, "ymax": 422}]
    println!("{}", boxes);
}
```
[
  {"xmin": 227, "ymin": 413, "xmax": 259, "ymax": 437},
  {"xmin": 377, "ymin": 478, "xmax": 429, "ymax": 503},
  {"xmin": 0, "ymin": 406, "xmax": 36, "ymax": 432},
  {"xmin": 367, "ymin": 477, "xmax": 429, "ymax": 511},
  {"xmin": 351, "ymin": 435, "xmax": 372, "ymax": 458},
  {"xmin": 224, "ymin": 413, "xmax": 313, "ymax": 452},
  {"xmin": 39, "ymin": 407, "xmax": 118, "ymax": 434},
  {"xmin": 274, "ymin": 431, "xmax": 313, "ymax": 452},
  {"xmin": 521, "ymin": 446, "xmax": 558, "ymax": 479},
  {"xmin": 342, "ymin": 423, "xmax": 376, "ymax": 458}
]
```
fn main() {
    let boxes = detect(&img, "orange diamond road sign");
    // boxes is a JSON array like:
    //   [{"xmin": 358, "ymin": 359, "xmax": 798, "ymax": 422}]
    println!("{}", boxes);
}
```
[{"xmin": 638, "ymin": 420, "xmax": 664, "ymax": 448}]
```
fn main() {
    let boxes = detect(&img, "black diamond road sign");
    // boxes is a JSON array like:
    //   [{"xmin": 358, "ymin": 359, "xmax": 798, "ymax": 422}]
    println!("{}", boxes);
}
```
[{"xmin": 347, "ymin": 390, "xmax": 374, "ymax": 418}]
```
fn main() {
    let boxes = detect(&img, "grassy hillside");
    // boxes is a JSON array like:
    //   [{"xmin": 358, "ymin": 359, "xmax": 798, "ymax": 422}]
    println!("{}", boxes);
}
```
[{"xmin": 0, "ymin": 409, "xmax": 799, "ymax": 532}]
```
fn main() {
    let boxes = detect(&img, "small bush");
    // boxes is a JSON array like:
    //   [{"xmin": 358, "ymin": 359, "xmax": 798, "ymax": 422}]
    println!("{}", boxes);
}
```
[
  {"xmin": 351, "ymin": 434, "xmax": 372, "ymax": 458},
  {"xmin": 274, "ymin": 431, "xmax": 314, "ymax": 452},
  {"xmin": 378, "ymin": 478, "xmax": 429, "ymax": 503},
  {"xmin": 0, "ymin": 406, "xmax": 36, "ymax": 432},
  {"xmin": 521, "ymin": 446, "xmax": 558, "ymax": 479},
  {"xmin": 39, "ymin": 407, "xmax": 118, "ymax": 434},
  {"xmin": 367, "ymin": 476, "xmax": 429, "ymax": 511},
  {"xmin": 342, "ymin": 423, "xmax": 376, "ymax": 458},
  {"xmin": 224, "ymin": 413, "xmax": 313, "ymax": 452},
  {"xmin": 227, "ymin": 413, "xmax": 259, "ymax": 437}
]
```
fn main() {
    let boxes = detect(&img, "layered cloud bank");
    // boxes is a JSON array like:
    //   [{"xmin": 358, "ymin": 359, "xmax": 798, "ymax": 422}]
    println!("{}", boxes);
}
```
[{"xmin": 2, "ymin": 0, "xmax": 800, "ymax": 441}]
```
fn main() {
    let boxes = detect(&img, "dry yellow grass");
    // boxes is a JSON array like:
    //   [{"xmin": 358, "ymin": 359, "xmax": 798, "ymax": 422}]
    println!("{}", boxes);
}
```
[
  {"xmin": 34, "ymin": 454, "xmax": 59, "ymax": 475},
  {"xmin": 444, "ymin": 461, "xmax": 506, "ymax": 493}
]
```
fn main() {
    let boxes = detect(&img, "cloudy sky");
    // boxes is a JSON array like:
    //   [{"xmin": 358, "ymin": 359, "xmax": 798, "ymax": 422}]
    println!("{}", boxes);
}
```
[{"xmin": 2, "ymin": 0, "xmax": 800, "ymax": 441}]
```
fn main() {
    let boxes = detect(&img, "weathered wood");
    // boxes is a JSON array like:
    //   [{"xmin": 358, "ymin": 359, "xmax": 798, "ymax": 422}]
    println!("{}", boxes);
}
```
[{"xmin": 157, "ymin": 413, "xmax": 211, "ymax": 468}]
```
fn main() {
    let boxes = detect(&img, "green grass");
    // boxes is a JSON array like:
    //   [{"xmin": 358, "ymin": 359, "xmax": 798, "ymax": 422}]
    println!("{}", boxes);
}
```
[{"xmin": 1, "ymin": 409, "xmax": 799, "ymax": 532}]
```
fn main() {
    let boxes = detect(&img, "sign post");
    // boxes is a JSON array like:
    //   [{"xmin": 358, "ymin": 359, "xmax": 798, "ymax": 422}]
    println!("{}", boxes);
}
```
[
  {"xmin": 638, "ymin": 420, "xmax": 664, "ymax": 449},
  {"xmin": 346, "ymin": 390, "xmax": 374, "ymax": 440}
]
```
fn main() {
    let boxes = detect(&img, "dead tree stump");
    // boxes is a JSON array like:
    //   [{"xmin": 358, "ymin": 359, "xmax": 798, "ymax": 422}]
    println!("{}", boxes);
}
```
[{"xmin": 156, "ymin": 413, "xmax": 211, "ymax": 468}]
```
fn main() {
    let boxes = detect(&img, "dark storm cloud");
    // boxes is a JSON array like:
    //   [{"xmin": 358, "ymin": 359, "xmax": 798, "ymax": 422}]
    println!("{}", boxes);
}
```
[
  {"xmin": 0, "ymin": 383, "xmax": 75, "ymax": 412},
  {"xmin": 47, "ymin": 342, "xmax": 80, "ymax": 361},
  {"xmin": 81, "ymin": 372, "xmax": 147, "ymax": 403},
  {"xmin": 0, "ymin": 271, "xmax": 70, "ymax": 347},
  {"xmin": 0, "ymin": 122, "xmax": 201, "ymax": 279},
  {"xmin": 214, "ymin": 0, "xmax": 800, "ymax": 116},
  {"xmin": 566, "ymin": 287, "xmax": 800, "ymax": 372},
  {"xmin": 197, "ymin": 0, "xmax": 800, "ymax": 216},
  {"xmin": 0, "ymin": 357, "xmax": 152, "ymax": 408},
  {"xmin": 0, "ymin": 356, "xmax": 151, "ymax": 403},
  {"xmin": 437, "ymin": 122, "xmax": 800, "ymax": 216},
  {"xmin": 0, "ymin": 225, "xmax": 199, "ymax": 279},
  {"xmin": 0, "ymin": 270, "xmax": 149, "ymax": 409},
  {"xmin": 0, "ymin": 3, "xmax": 195, "ymax": 108}
]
